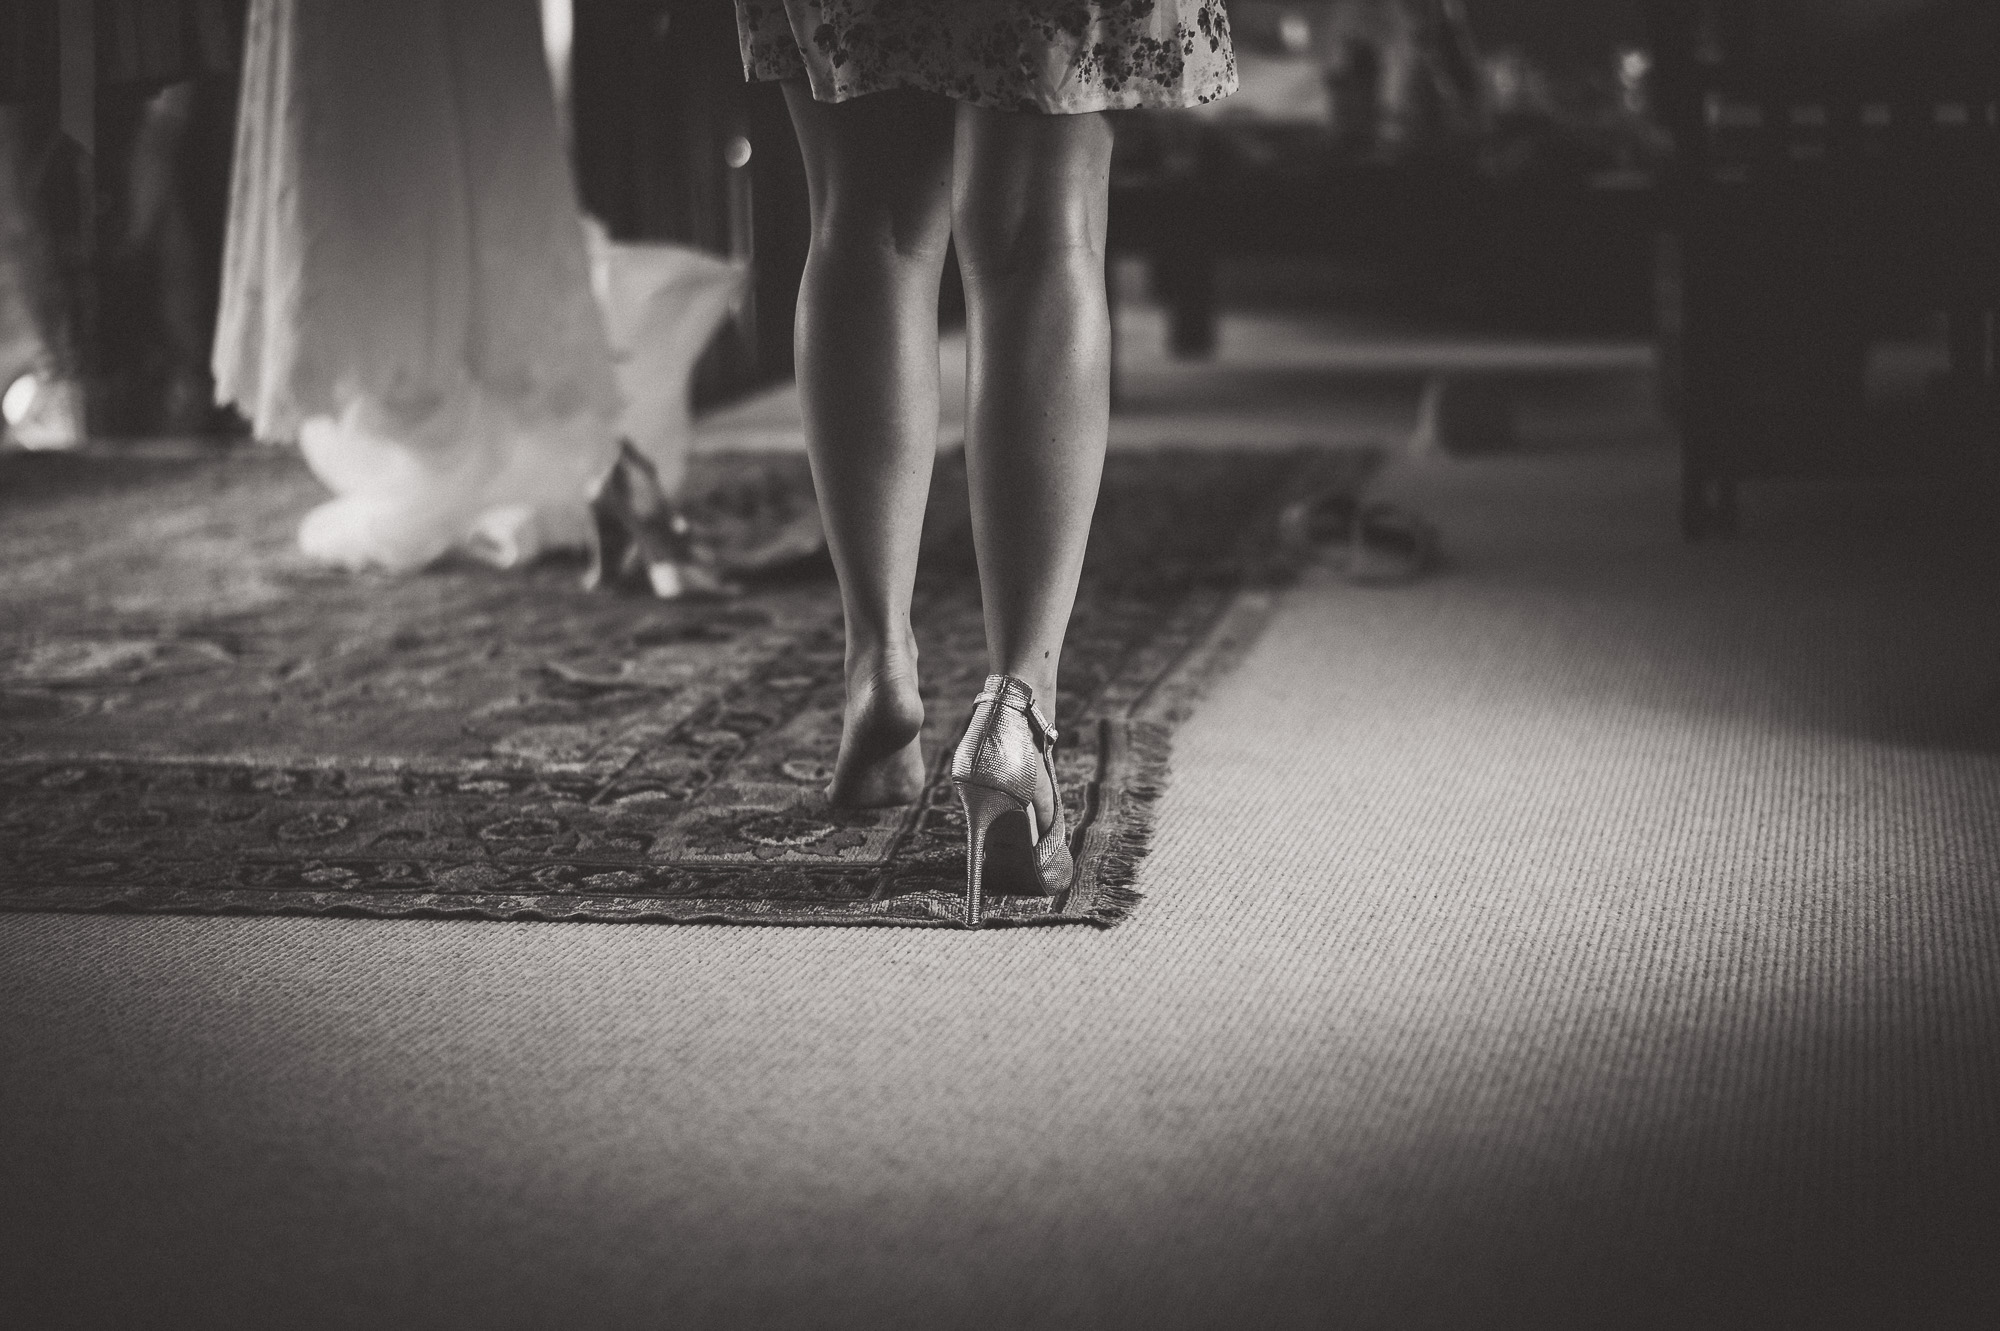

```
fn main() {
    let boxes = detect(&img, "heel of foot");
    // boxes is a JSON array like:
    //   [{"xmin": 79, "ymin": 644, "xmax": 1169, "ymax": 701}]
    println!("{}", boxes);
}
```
[
  {"xmin": 827, "ymin": 737, "xmax": 927, "ymax": 808},
  {"xmin": 829, "ymin": 679, "xmax": 928, "ymax": 808}
]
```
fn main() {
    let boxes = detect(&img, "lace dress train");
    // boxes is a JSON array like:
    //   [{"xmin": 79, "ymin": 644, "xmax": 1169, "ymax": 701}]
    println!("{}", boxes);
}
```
[{"xmin": 214, "ymin": 0, "xmax": 621, "ymax": 571}]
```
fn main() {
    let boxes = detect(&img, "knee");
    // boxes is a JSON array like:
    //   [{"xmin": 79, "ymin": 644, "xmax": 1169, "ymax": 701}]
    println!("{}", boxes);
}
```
[
  {"xmin": 952, "ymin": 198, "xmax": 1104, "ymax": 287},
  {"xmin": 810, "ymin": 202, "xmax": 954, "ymax": 272}
]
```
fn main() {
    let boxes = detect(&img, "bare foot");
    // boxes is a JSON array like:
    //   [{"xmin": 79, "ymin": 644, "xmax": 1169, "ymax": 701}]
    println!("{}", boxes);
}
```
[{"xmin": 828, "ymin": 661, "xmax": 926, "ymax": 808}]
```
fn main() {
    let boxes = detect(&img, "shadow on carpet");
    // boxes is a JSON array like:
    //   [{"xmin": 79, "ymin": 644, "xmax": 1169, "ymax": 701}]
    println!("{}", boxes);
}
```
[{"xmin": 0, "ymin": 445, "xmax": 1377, "ymax": 927}]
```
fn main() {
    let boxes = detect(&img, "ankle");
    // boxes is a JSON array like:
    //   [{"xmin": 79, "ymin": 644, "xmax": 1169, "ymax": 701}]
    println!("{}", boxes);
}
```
[
  {"xmin": 991, "ymin": 667, "xmax": 1056, "ymax": 712},
  {"xmin": 844, "ymin": 640, "xmax": 923, "ymax": 734},
  {"xmin": 847, "ymin": 623, "xmax": 919, "ymax": 687}
]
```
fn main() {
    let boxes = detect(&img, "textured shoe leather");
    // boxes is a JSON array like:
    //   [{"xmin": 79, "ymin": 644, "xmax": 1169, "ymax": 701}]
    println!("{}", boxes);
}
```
[
  {"xmin": 952, "ymin": 674, "xmax": 1073, "ymax": 894},
  {"xmin": 1034, "ymin": 798, "xmax": 1072, "ymax": 887},
  {"xmin": 952, "ymin": 675, "xmax": 1046, "ymax": 809}
]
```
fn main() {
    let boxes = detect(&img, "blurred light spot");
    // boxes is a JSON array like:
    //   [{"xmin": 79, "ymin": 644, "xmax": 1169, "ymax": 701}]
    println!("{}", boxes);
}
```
[
  {"xmin": 540, "ymin": 0, "xmax": 573, "ymax": 105},
  {"xmin": 3, "ymin": 373, "xmax": 37, "ymax": 426},
  {"xmin": 724, "ymin": 135, "xmax": 753, "ymax": 170},
  {"xmin": 1279, "ymin": 13, "xmax": 1311, "ymax": 53},
  {"xmin": 1618, "ymin": 48, "xmax": 1650, "ymax": 90}
]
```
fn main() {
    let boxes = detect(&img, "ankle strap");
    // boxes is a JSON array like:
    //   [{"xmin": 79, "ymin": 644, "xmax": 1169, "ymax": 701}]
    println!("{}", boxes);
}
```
[{"xmin": 973, "ymin": 674, "xmax": 1057, "ymax": 748}]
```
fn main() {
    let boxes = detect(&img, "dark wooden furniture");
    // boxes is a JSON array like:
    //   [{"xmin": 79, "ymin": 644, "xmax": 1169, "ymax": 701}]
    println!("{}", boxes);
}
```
[
  {"xmin": 1111, "ymin": 149, "xmax": 1660, "ymax": 354},
  {"xmin": 1645, "ymin": 0, "xmax": 1999, "ymax": 537},
  {"xmin": 2, "ymin": 0, "xmax": 247, "ymax": 437}
]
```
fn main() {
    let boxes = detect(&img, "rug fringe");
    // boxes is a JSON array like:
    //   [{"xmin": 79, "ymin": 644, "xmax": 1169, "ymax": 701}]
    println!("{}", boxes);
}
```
[
  {"xmin": 1080, "ymin": 588, "xmax": 1299, "ymax": 926},
  {"xmin": 1079, "ymin": 718, "xmax": 1171, "ymax": 924},
  {"xmin": 1080, "ymin": 445, "xmax": 1385, "ymax": 926}
]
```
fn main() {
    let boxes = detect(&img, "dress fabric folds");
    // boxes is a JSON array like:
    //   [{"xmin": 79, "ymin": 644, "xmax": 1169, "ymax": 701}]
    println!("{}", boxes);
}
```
[
  {"xmin": 213, "ymin": 0, "xmax": 622, "ymax": 571},
  {"xmin": 736, "ymin": 0, "xmax": 1237, "ymax": 113}
]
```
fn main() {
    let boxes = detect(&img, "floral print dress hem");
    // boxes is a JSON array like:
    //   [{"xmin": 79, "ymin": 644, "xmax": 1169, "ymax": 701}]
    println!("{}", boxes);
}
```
[{"xmin": 736, "ymin": 0, "xmax": 1236, "ymax": 114}]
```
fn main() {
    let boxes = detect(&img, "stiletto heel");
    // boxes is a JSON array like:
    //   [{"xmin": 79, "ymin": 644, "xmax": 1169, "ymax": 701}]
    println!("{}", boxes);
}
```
[
  {"xmin": 950, "ymin": 674, "xmax": 1075, "ymax": 928},
  {"xmin": 957, "ymin": 782, "xmax": 1020, "ymax": 931}
]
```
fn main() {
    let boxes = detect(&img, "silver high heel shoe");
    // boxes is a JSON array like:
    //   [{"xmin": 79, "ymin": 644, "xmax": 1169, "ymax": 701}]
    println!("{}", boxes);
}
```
[{"xmin": 950, "ymin": 674, "xmax": 1075, "ymax": 928}]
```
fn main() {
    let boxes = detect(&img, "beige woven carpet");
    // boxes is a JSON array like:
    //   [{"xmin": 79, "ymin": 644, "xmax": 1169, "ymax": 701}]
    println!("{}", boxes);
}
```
[
  {"xmin": 3, "ymin": 444, "xmax": 1998, "ymax": 1328},
  {"xmin": 0, "ymin": 447, "xmax": 1372, "ymax": 926}
]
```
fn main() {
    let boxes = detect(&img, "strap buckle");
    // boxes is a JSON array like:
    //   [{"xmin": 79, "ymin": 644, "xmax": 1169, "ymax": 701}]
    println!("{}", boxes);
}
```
[
  {"xmin": 973, "ymin": 679, "xmax": 1058, "ymax": 749},
  {"xmin": 1023, "ymin": 698, "xmax": 1056, "ymax": 748}
]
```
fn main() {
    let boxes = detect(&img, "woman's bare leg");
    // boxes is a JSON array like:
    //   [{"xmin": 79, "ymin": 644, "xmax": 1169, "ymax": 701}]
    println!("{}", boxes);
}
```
[
  {"xmin": 783, "ymin": 85, "xmax": 957, "ymax": 807},
  {"xmin": 952, "ymin": 105, "xmax": 1114, "ymax": 828}
]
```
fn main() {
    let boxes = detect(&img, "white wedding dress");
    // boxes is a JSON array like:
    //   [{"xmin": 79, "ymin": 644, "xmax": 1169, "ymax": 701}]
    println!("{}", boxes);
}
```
[{"xmin": 214, "ymin": 0, "xmax": 744, "ymax": 572}]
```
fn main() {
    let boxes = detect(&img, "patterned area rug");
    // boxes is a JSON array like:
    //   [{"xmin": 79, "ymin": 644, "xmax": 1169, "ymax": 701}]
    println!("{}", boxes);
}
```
[{"xmin": 0, "ymin": 444, "xmax": 1376, "ymax": 927}]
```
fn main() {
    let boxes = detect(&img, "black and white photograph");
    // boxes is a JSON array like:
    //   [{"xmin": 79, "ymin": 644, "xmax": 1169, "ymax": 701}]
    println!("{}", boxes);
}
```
[{"xmin": 2, "ymin": 0, "xmax": 1997, "ymax": 1324}]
